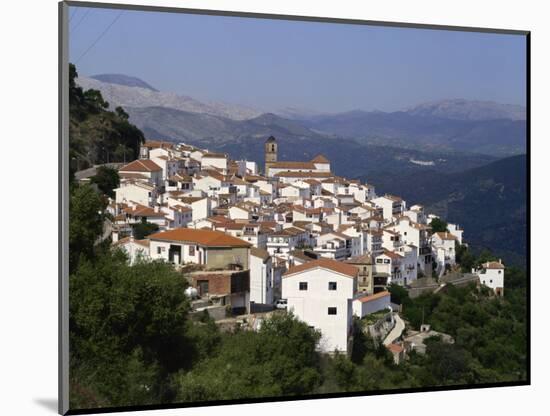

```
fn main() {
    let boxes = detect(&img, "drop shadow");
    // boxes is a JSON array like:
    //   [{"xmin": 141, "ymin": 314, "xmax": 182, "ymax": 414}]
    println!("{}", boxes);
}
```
[{"xmin": 34, "ymin": 398, "xmax": 58, "ymax": 413}]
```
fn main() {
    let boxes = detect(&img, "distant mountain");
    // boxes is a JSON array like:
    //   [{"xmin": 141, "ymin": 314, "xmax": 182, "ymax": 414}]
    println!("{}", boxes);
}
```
[
  {"xmin": 360, "ymin": 154, "xmax": 527, "ymax": 266},
  {"xmin": 76, "ymin": 76, "xmax": 262, "ymax": 121},
  {"xmin": 90, "ymin": 74, "xmax": 159, "ymax": 91},
  {"xmin": 300, "ymin": 109, "xmax": 526, "ymax": 156},
  {"xmin": 273, "ymin": 107, "xmax": 329, "ymax": 121},
  {"xmin": 124, "ymin": 104, "xmax": 495, "ymax": 180},
  {"xmin": 404, "ymin": 99, "xmax": 526, "ymax": 121},
  {"xmin": 76, "ymin": 74, "xmax": 526, "ymax": 156}
]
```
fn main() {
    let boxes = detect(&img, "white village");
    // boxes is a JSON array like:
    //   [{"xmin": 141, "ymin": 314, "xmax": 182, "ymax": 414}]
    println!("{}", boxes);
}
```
[{"xmin": 78, "ymin": 135, "xmax": 506, "ymax": 362}]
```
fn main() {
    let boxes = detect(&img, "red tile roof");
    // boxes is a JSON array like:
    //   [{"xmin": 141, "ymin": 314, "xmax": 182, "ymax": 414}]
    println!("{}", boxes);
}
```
[
  {"xmin": 311, "ymin": 154, "xmax": 330, "ymax": 163},
  {"xmin": 355, "ymin": 291, "xmax": 390, "ymax": 303},
  {"xmin": 120, "ymin": 159, "xmax": 162, "ymax": 172},
  {"xmin": 283, "ymin": 258, "xmax": 358, "ymax": 279},
  {"xmin": 149, "ymin": 228, "xmax": 251, "ymax": 248}
]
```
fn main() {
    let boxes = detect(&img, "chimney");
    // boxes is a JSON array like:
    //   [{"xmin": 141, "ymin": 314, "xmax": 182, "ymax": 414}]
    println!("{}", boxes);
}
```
[{"xmin": 499, "ymin": 258, "xmax": 502, "ymax": 264}]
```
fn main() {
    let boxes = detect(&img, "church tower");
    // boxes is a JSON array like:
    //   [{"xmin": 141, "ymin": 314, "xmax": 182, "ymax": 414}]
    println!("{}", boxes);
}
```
[{"xmin": 264, "ymin": 135, "xmax": 278, "ymax": 176}]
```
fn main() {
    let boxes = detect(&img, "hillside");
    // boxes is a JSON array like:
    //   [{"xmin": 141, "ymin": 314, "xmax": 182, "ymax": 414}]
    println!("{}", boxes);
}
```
[
  {"xmin": 300, "ymin": 110, "xmax": 526, "ymax": 156},
  {"xmin": 404, "ymin": 98, "xmax": 526, "ymax": 121},
  {"xmin": 76, "ymin": 74, "xmax": 526, "ymax": 157},
  {"xmin": 361, "ymin": 155, "xmax": 528, "ymax": 266},
  {"xmin": 124, "ymin": 105, "xmax": 495, "ymax": 179},
  {"xmin": 69, "ymin": 65, "xmax": 145, "ymax": 170}
]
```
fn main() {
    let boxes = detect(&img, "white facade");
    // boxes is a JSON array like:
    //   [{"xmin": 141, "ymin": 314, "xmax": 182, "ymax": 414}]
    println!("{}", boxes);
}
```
[
  {"xmin": 250, "ymin": 250, "xmax": 273, "ymax": 305},
  {"xmin": 282, "ymin": 261, "xmax": 357, "ymax": 353},
  {"xmin": 115, "ymin": 182, "xmax": 155, "ymax": 207},
  {"xmin": 113, "ymin": 237, "xmax": 150, "ymax": 264},
  {"xmin": 473, "ymin": 261, "xmax": 505, "ymax": 296},
  {"xmin": 352, "ymin": 291, "xmax": 391, "ymax": 318}
]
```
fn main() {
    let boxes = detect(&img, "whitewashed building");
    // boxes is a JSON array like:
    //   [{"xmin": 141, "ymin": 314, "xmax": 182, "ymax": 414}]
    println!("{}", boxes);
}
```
[
  {"xmin": 249, "ymin": 247, "xmax": 273, "ymax": 306},
  {"xmin": 282, "ymin": 258, "xmax": 358, "ymax": 353},
  {"xmin": 473, "ymin": 260, "xmax": 505, "ymax": 296}
]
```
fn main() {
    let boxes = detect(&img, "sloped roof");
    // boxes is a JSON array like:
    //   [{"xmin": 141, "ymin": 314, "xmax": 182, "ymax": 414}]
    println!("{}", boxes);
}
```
[
  {"xmin": 149, "ymin": 228, "xmax": 251, "ymax": 247},
  {"xmin": 355, "ymin": 290, "xmax": 390, "ymax": 303},
  {"xmin": 283, "ymin": 258, "xmax": 358, "ymax": 279},
  {"xmin": 311, "ymin": 154, "xmax": 330, "ymax": 163},
  {"xmin": 482, "ymin": 261, "xmax": 505, "ymax": 270},
  {"xmin": 120, "ymin": 159, "xmax": 162, "ymax": 172},
  {"xmin": 251, "ymin": 247, "xmax": 270, "ymax": 262},
  {"xmin": 270, "ymin": 161, "xmax": 316, "ymax": 169}
]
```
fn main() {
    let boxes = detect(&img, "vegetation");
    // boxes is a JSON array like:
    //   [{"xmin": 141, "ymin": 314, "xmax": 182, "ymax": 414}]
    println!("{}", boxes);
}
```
[
  {"xmin": 90, "ymin": 166, "xmax": 120, "ymax": 198},
  {"xmin": 132, "ymin": 218, "xmax": 160, "ymax": 240},
  {"xmin": 429, "ymin": 217, "xmax": 448, "ymax": 233},
  {"xmin": 69, "ymin": 63, "xmax": 144, "ymax": 174}
]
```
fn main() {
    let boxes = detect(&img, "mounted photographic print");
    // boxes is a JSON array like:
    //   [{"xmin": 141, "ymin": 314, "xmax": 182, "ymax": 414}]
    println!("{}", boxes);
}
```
[{"xmin": 59, "ymin": 1, "xmax": 530, "ymax": 414}]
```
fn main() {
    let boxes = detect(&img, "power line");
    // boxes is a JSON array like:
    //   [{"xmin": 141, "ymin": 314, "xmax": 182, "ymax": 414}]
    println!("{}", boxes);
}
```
[
  {"xmin": 70, "ymin": 8, "xmax": 92, "ymax": 34},
  {"xmin": 75, "ymin": 11, "xmax": 124, "ymax": 64}
]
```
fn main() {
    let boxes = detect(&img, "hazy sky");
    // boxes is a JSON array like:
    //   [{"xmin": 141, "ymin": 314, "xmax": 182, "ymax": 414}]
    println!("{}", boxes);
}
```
[{"xmin": 68, "ymin": 5, "xmax": 527, "ymax": 113}]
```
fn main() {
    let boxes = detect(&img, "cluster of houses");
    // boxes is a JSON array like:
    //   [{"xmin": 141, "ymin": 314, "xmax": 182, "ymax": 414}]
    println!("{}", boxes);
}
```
[{"xmin": 102, "ymin": 136, "xmax": 504, "ymax": 353}]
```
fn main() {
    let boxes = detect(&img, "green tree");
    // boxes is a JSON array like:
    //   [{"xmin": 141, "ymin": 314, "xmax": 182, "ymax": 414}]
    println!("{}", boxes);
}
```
[
  {"xmin": 69, "ymin": 251, "xmax": 192, "ymax": 407},
  {"xmin": 132, "ymin": 218, "xmax": 160, "ymax": 240},
  {"xmin": 90, "ymin": 166, "xmax": 120, "ymax": 198},
  {"xmin": 429, "ymin": 217, "xmax": 448, "ymax": 233},
  {"xmin": 69, "ymin": 63, "xmax": 145, "ymax": 167},
  {"xmin": 175, "ymin": 313, "xmax": 322, "ymax": 402},
  {"xmin": 69, "ymin": 184, "xmax": 105, "ymax": 272}
]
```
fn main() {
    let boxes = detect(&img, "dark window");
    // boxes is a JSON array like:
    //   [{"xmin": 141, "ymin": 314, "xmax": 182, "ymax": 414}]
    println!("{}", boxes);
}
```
[
  {"xmin": 157, "ymin": 247, "xmax": 161, "ymax": 254},
  {"xmin": 299, "ymin": 282, "xmax": 308, "ymax": 291},
  {"xmin": 384, "ymin": 259, "xmax": 390, "ymax": 264},
  {"xmin": 189, "ymin": 245, "xmax": 195, "ymax": 256},
  {"xmin": 328, "ymin": 307, "xmax": 337, "ymax": 315},
  {"xmin": 328, "ymin": 282, "xmax": 337, "ymax": 291}
]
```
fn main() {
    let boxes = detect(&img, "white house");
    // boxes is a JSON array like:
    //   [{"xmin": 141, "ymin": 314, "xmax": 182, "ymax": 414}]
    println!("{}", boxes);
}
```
[
  {"xmin": 249, "ymin": 247, "xmax": 273, "ymax": 306},
  {"xmin": 119, "ymin": 159, "xmax": 163, "ymax": 188},
  {"xmin": 282, "ymin": 258, "xmax": 358, "ymax": 353},
  {"xmin": 431, "ymin": 231, "xmax": 458, "ymax": 276},
  {"xmin": 372, "ymin": 194, "xmax": 406, "ymax": 221},
  {"xmin": 201, "ymin": 153, "xmax": 228, "ymax": 172},
  {"xmin": 473, "ymin": 260, "xmax": 505, "ymax": 296},
  {"xmin": 115, "ymin": 181, "xmax": 156, "ymax": 207},
  {"xmin": 148, "ymin": 227, "xmax": 251, "ymax": 268},
  {"xmin": 112, "ymin": 236, "xmax": 150, "ymax": 264},
  {"xmin": 266, "ymin": 227, "xmax": 310, "ymax": 258},
  {"xmin": 447, "ymin": 223, "xmax": 464, "ymax": 245},
  {"xmin": 352, "ymin": 290, "xmax": 391, "ymax": 318}
]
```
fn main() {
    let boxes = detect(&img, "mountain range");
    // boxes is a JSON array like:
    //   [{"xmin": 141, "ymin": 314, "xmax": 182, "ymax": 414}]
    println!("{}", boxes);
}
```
[
  {"xmin": 77, "ymin": 74, "xmax": 526, "ymax": 157},
  {"xmin": 76, "ymin": 75, "xmax": 262, "ymax": 121}
]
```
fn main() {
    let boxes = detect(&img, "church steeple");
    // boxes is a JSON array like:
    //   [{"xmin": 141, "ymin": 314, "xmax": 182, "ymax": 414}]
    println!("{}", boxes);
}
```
[{"xmin": 264, "ymin": 136, "xmax": 278, "ymax": 175}]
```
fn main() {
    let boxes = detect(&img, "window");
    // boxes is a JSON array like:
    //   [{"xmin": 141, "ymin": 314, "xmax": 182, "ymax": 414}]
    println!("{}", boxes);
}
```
[
  {"xmin": 189, "ymin": 245, "xmax": 195, "ymax": 256},
  {"xmin": 328, "ymin": 307, "xmax": 337, "ymax": 315},
  {"xmin": 384, "ymin": 259, "xmax": 390, "ymax": 264},
  {"xmin": 376, "ymin": 259, "xmax": 383, "ymax": 264},
  {"xmin": 299, "ymin": 282, "xmax": 308, "ymax": 291},
  {"xmin": 328, "ymin": 282, "xmax": 337, "ymax": 291},
  {"xmin": 157, "ymin": 247, "xmax": 161, "ymax": 255}
]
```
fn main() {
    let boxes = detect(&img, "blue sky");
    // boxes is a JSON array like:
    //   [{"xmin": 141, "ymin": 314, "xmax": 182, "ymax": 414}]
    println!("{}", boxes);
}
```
[{"xmin": 68, "ymin": 6, "xmax": 527, "ymax": 113}]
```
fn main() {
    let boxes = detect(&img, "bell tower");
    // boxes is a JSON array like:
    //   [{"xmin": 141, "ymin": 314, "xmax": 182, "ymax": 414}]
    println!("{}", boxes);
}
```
[{"xmin": 264, "ymin": 135, "xmax": 278, "ymax": 176}]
